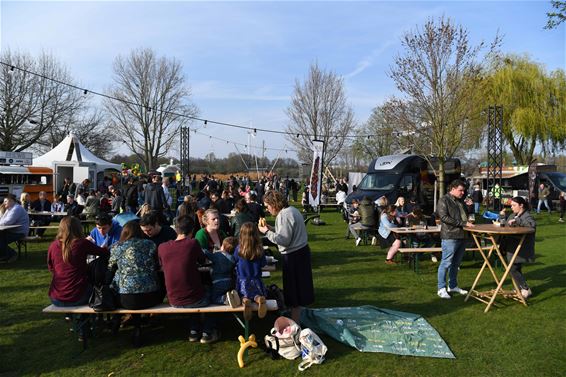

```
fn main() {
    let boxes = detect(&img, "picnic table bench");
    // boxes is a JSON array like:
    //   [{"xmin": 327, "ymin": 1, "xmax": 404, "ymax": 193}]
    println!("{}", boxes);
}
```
[
  {"xmin": 43, "ymin": 299, "xmax": 278, "ymax": 351},
  {"xmin": 398, "ymin": 246, "xmax": 492, "ymax": 273}
]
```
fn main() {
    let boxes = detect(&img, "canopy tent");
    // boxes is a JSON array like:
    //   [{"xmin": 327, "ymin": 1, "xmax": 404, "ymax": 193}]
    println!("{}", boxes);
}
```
[{"xmin": 33, "ymin": 133, "xmax": 120, "ymax": 192}]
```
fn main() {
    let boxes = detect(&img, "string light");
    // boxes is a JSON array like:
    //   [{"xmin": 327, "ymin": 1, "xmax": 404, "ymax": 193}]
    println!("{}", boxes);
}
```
[
  {"xmin": 83, "ymin": 89, "xmax": 88, "ymax": 96},
  {"xmin": 0, "ymin": 61, "xmax": 380, "ymax": 139}
]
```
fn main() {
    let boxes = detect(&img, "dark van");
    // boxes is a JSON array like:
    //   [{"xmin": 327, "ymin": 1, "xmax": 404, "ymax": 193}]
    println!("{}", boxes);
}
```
[{"xmin": 345, "ymin": 154, "xmax": 461, "ymax": 214}]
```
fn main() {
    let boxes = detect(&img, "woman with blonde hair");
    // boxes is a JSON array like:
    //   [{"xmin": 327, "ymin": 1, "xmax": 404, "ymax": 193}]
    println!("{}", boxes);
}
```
[
  {"xmin": 20, "ymin": 192, "xmax": 31, "ymax": 211},
  {"xmin": 47, "ymin": 216, "xmax": 108, "ymax": 306},
  {"xmin": 194, "ymin": 208, "xmax": 226, "ymax": 251}
]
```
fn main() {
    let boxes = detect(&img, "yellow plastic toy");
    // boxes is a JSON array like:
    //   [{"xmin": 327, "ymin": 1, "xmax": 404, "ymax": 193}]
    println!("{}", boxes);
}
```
[{"xmin": 237, "ymin": 334, "xmax": 258, "ymax": 368}]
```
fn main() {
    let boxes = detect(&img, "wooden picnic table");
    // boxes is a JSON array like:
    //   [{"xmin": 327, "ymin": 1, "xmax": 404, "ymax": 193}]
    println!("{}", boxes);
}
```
[
  {"xmin": 391, "ymin": 226, "xmax": 441, "ymax": 272},
  {"xmin": 464, "ymin": 224, "xmax": 535, "ymax": 312},
  {"xmin": 28, "ymin": 211, "xmax": 67, "ymax": 216}
]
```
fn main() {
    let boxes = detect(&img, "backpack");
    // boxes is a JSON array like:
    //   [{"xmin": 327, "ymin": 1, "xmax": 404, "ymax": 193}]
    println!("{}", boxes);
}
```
[
  {"xmin": 264, "ymin": 316, "xmax": 301, "ymax": 360},
  {"xmin": 266, "ymin": 284, "xmax": 286, "ymax": 312},
  {"xmin": 298, "ymin": 328, "xmax": 328, "ymax": 371}
]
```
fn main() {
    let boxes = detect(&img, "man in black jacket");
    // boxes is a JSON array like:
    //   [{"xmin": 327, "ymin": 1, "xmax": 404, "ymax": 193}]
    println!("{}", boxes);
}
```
[{"xmin": 436, "ymin": 179, "xmax": 474, "ymax": 299}]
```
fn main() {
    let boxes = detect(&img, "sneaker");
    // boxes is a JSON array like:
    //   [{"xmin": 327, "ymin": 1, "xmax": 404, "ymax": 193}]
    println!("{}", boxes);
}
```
[
  {"xmin": 188, "ymin": 330, "xmax": 200, "ymax": 342},
  {"xmin": 559, "ymin": 218, "xmax": 564, "ymax": 223},
  {"xmin": 226, "ymin": 290, "xmax": 241, "ymax": 309},
  {"xmin": 243, "ymin": 298, "xmax": 253, "ymax": 321},
  {"xmin": 371, "ymin": 236, "xmax": 377, "ymax": 246},
  {"xmin": 437, "ymin": 288, "xmax": 451, "ymax": 299},
  {"xmin": 355, "ymin": 237, "xmax": 362, "ymax": 246},
  {"xmin": 256, "ymin": 296, "xmax": 267, "ymax": 319},
  {"xmin": 521, "ymin": 288, "xmax": 532, "ymax": 299},
  {"xmin": 200, "ymin": 329, "xmax": 220, "ymax": 344},
  {"xmin": 431, "ymin": 255, "xmax": 438, "ymax": 263},
  {"xmin": 448, "ymin": 287, "xmax": 468, "ymax": 295}
]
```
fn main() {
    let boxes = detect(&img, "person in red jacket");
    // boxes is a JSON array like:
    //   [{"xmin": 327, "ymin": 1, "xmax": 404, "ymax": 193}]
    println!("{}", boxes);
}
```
[{"xmin": 48, "ymin": 216, "xmax": 108, "ymax": 306}]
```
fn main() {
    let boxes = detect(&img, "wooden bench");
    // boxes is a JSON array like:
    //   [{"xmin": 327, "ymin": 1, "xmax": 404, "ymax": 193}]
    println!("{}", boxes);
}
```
[
  {"xmin": 15, "ymin": 235, "xmax": 47, "ymax": 259},
  {"xmin": 43, "ymin": 300, "xmax": 278, "ymax": 349},
  {"xmin": 399, "ymin": 246, "xmax": 492, "ymax": 273}
]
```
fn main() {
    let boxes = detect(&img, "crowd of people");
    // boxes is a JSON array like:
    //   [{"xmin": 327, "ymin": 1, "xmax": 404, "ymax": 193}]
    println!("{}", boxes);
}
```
[
  {"xmin": 39, "ymin": 172, "xmax": 314, "ymax": 345},
  {"xmin": 2, "ymin": 169, "xmax": 563, "ymax": 347}
]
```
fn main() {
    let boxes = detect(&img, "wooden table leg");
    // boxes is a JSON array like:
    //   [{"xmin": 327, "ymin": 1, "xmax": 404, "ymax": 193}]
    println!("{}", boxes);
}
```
[{"xmin": 484, "ymin": 234, "xmax": 527, "ymax": 312}]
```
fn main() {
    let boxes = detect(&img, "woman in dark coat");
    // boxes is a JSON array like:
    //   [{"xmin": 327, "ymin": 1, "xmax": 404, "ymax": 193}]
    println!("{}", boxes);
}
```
[{"xmin": 500, "ymin": 196, "xmax": 536, "ymax": 299}]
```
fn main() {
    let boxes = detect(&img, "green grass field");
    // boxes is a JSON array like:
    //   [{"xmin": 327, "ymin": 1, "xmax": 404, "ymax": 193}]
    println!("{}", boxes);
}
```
[{"xmin": 1, "ymin": 209, "xmax": 565, "ymax": 376}]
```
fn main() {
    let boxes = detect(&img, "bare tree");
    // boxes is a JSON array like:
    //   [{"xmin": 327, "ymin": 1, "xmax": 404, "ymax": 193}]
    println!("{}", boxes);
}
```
[
  {"xmin": 0, "ymin": 50, "xmax": 84, "ymax": 153},
  {"xmin": 46, "ymin": 109, "xmax": 115, "ymax": 159},
  {"xmin": 352, "ymin": 103, "xmax": 409, "ymax": 162},
  {"xmin": 388, "ymin": 17, "xmax": 499, "ymax": 195},
  {"xmin": 285, "ymin": 63, "xmax": 355, "ymax": 165},
  {"xmin": 104, "ymin": 48, "xmax": 198, "ymax": 171}
]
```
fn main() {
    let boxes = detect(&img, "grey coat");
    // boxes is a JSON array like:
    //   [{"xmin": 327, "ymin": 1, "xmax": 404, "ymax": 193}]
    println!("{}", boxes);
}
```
[
  {"xmin": 500, "ymin": 211, "xmax": 536, "ymax": 261},
  {"xmin": 437, "ymin": 193, "xmax": 468, "ymax": 240}
]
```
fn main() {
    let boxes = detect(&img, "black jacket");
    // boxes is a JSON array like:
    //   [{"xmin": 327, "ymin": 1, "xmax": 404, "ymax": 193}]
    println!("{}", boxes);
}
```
[
  {"xmin": 144, "ymin": 183, "xmax": 167, "ymax": 210},
  {"xmin": 437, "ymin": 193, "xmax": 468, "ymax": 239}
]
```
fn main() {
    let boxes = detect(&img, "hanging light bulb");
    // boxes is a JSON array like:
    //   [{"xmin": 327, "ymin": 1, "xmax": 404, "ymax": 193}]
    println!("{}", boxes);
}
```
[
  {"xmin": 204, "ymin": 120, "xmax": 208, "ymax": 127},
  {"xmin": 83, "ymin": 89, "xmax": 88, "ymax": 96}
]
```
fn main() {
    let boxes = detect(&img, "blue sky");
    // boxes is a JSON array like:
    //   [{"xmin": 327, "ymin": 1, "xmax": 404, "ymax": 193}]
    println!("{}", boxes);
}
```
[{"xmin": 1, "ymin": 1, "xmax": 564, "ymax": 161}]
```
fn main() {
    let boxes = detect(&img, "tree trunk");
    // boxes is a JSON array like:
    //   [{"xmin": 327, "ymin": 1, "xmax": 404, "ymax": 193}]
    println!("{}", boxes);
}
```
[{"xmin": 438, "ymin": 159, "xmax": 446, "ymax": 199}]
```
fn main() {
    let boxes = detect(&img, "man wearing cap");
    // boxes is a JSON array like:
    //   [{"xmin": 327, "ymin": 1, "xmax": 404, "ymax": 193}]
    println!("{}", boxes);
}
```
[{"xmin": 0, "ymin": 194, "xmax": 29, "ymax": 262}]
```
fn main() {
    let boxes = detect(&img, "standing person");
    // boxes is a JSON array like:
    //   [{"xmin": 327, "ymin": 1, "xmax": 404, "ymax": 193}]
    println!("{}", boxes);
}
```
[
  {"xmin": 144, "ymin": 174, "xmax": 167, "ymax": 215},
  {"xmin": 471, "ymin": 184, "xmax": 483, "ymax": 215},
  {"xmin": 158, "ymin": 215, "xmax": 219, "ymax": 343},
  {"xmin": 74, "ymin": 179, "xmax": 91, "ymax": 199},
  {"xmin": 436, "ymin": 179, "xmax": 474, "ymax": 299},
  {"xmin": 233, "ymin": 222, "xmax": 268, "ymax": 320},
  {"xmin": 0, "ymin": 193, "xmax": 30, "ymax": 262},
  {"xmin": 559, "ymin": 190, "xmax": 565, "ymax": 223},
  {"xmin": 500, "ymin": 197, "xmax": 536, "ymax": 299},
  {"xmin": 536, "ymin": 183, "xmax": 551, "ymax": 214},
  {"xmin": 258, "ymin": 190, "xmax": 314, "ymax": 323},
  {"xmin": 124, "ymin": 178, "xmax": 139, "ymax": 214},
  {"xmin": 59, "ymin": 177, "xmax": 76, "ymax": 199},
  {"xmin": 194, "ymin": 209, "xmax": 227, "ymax": 252}
]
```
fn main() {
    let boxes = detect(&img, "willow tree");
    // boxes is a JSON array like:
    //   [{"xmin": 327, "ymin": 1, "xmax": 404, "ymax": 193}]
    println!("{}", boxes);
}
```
[
  {"xmin": 481, "ymin": 55, "xmax": 566, "ymax": 165},
  {"xmin": 388, "ymin": 17, "xmax": 498, "ymax": 195}
]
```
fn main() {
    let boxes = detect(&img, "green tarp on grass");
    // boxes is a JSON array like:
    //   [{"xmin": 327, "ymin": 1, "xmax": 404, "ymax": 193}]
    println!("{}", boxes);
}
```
[{"xmin": 300, "ymin": 306, "xmax": 455, "ymax": 359}]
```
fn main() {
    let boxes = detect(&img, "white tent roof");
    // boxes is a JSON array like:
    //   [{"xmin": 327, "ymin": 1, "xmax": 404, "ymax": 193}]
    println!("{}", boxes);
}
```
[{"xmin": 34, "ymin": 134, "xmax": 121, "ymax": 171}]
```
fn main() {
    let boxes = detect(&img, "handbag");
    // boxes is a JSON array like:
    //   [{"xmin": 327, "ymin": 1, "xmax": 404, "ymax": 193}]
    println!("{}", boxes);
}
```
[
  {"xmin": 264, "ymin": 316, "xmax": 302, "ymax": 360},
  {"xmin": 89, "ymin": 284, "xmax": 118, "ymax": 312}
]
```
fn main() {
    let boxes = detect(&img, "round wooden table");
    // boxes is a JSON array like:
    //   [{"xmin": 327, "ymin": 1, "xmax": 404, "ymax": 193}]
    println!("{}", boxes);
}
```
[{"xmin": 464, "ymin": 224, "xmax": 535, "ymax": 312}]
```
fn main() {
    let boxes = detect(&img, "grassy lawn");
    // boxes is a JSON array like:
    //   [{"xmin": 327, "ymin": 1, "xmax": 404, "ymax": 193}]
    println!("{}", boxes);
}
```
[{"xmin": 1, "ymin": 208, "xmax": 565, "ymax": 376}]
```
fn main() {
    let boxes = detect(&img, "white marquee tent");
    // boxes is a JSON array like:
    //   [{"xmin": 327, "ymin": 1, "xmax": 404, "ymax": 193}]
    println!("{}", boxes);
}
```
[{"xmin": 34, "ymin": 133, "xmax": 121, "ymax": 192}]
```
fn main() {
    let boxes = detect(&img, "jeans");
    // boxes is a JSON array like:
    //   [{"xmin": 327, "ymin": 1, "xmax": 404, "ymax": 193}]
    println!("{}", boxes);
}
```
[
  {"xmin": 537, "ymin": 199, "xmax": 550, "ymax": 213},
  {"xmin": 50, "ymin": 286, "xmax": 92, "ymax": 307},
  {"xmin": 0, "ymin": 231, "xmax": 25, "ymax": 260},
  {"xmin": 438, "ymin": 239, "xmax": 467, "ymax": 290},
  {"xmin": 173, "ymin": 295, "xmax": 215, "ymax": 333},
  {"xmin": 474, "ymin": 202, "xmax": 480, "ymax": 215}
]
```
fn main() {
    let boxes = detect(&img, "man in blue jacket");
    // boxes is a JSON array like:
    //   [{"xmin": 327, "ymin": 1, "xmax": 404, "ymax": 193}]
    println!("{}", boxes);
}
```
[{"xmin": 0, "ymin": 194, "xmax": 29, "ymax": 262}]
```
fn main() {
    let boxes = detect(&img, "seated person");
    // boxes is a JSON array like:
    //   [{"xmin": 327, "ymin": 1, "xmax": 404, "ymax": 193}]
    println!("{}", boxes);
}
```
[
  {"xmin": 64, "ymin": 194, "xmax": 82, "ymax": 217},
  {"xmin": 230, "ymin": 198, "xmax": 253, "ymax": 238},
  {"xmin": 87, "ymin": 213, "xmax": 122, "ymax": 249},
  {"xmin": 48, "ymin": 216, "xmax": 109, "ymax": 306},
  {"xmin": 82, "ymin": 190, "xmax": 100, "ymax": 220},
  {"xmin": 204, "ymin": 236, "xmax": 237, "ymax": 305},
  {"xmin": 108, "ymin": 221, "xmax": 162, "ymax": 345},
  {"xmin": 139, "ymin": 211, "xmax": 177, "ymax": 248},
  {"xmin": 158, "ymin": 215, "xmax": 219, "ymax": 344},
  {"xmin": 30, "ymin": 191, "xmax": 52, "ymax": 236},
  {"xmin": 394, "ymin": 196, "xmax": 409, "ymax": 226},
  {"xmin": 378, "ymin": 205, "xmax": 402, "ymax": 265},
  {"xmin": 0, "ymin": 193, "xmax": 30, "ymax": 262},
  {"xmin": 245, "ymin": 191, "xmax": 265, "ymax": 224},
  {"xmin": 51, "ymin": 194, "xmax": 66, "ymax": 222},
  {"xmin": 351, "ymin": 196, "xmax": 378, "ymax": 247}
]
